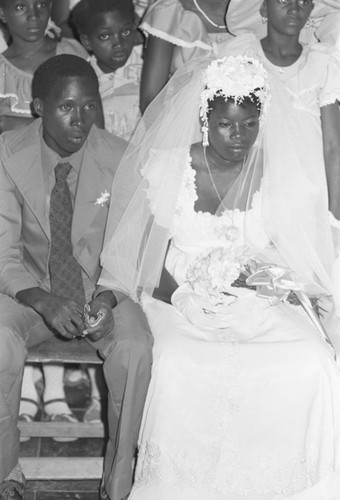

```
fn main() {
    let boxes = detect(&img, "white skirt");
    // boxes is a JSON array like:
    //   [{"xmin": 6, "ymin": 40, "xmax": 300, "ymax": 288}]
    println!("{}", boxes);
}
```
[{"xmin": 129, "ymin": 293, "xmax": 340, "ymax": 500}]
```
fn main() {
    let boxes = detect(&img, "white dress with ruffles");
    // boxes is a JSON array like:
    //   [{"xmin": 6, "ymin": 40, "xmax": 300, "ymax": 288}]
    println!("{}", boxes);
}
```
[
  {"xmin": 140, "ymin": 0, "xmax": 231, "ymax": 74},
  {"xmin": 88, "ymin": 46, "xmax": 143, "ymax": 141},
  {"xmin": 129, "ymin": 155, "xmax": 340, "ymax": 500},
  {"xmin": 0, "ymin": 38, "xmax": 87, "ymax": 117},
  {"xmin": 216, "ymin": 34, "xmax": 340, "ymax": 146}
]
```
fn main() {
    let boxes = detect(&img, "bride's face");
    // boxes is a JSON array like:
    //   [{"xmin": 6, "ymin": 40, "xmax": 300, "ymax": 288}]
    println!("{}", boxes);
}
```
[{"xmin": 207, "ymin": 98, "xmax": 260, "ymax": 163}]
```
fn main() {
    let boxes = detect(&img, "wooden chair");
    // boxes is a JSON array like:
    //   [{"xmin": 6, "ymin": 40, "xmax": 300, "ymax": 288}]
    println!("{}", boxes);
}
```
[{"xmin": 19, "ymin": 335, "xmax": 105, "ymax": 480}]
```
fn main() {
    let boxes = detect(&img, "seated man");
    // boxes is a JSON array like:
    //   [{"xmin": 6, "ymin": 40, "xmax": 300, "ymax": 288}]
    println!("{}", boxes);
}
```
[{"xmin": 0, "ymin": 54, "xmax": 152, "ymax": 500}]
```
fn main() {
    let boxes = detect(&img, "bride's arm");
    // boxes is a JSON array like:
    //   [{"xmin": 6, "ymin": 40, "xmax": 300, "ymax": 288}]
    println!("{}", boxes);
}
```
[
  {"xmin": 140, "ymin": 35, "xmax": 174, "ymax": 114},
  {"xmin": 321, "ymin": 102, "xmax": 340, "ymax": 219},
  {"xmin": 151, "ymin": 240, "xmax": 179, "ymax": 303},
  {"xmin": 152, "ymin": 266, "xmax": 179, "ymax": 304}
]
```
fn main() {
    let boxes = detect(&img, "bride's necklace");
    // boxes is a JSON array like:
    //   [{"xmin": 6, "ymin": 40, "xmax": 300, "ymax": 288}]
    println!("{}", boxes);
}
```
[
  {"xmin": 192, "ymin": 0, "xmax": 226, "ymax": 29},
  {"xmin": 203, "ymin": 147, "xmax": 240, "ymax": 242}
]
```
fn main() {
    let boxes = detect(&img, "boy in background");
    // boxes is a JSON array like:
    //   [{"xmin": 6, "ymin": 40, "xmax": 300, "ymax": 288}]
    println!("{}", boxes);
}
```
[{"xmin": 72, "ymin": 0, "xmax": 143, "ymax": 141}]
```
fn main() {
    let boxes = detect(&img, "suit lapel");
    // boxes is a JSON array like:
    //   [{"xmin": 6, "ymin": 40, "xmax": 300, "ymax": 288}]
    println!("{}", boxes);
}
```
[
  {"xmin": 5, "ymin": 144, "xmax": 50, "ymax": 239},
  {"xmin": 72, "ymin": 145, "xmax": 111, "ymax": 246}
]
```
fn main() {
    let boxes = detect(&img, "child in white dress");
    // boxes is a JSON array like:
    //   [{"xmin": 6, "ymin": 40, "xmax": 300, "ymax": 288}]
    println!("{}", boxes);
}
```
[{"xmin": 71, "ymin": 0, "xmax": 143, "ymax": 140}]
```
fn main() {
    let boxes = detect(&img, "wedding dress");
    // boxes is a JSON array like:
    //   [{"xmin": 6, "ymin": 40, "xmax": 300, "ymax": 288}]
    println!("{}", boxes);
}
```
[{"xmin": 129, "ymin": 154, "xmax": 340, "ymax": 500}]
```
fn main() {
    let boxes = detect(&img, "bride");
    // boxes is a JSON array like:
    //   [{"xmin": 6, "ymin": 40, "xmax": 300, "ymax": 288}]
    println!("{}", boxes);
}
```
[{"xmin": 99, "ymin": 55, "xmax": 340, "ymax": 499}]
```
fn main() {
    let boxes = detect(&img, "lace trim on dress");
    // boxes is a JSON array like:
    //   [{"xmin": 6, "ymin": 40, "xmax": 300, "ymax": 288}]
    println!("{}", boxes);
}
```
[
  {"xmin": 164, "ymin": 153, "xmax": 272, "ymax": 275},
  {"xmin": 0, "ymin": 93, "xmax": 30, "ymax": 115},
  {"xmin": 140, "ymin": 0, "xmax": 214, "ymax": 51},
  {"xmin": 0, "ymin": 52, "xmax": 33, "ymax": 115},
  {"xmin": 209, "ymin": 32, "xmax": 232, "ymax": 45},
  {"xmin": 134, "ymin": 441, "xmax": 333, "ymax": 496},
  {"xmin": 320, "ymin": 93, "xmax": 340, "ymax": 107},
  {"xmin": 174, "ymin": 153, "xmax": 198, "ymax": 215},
  {"xmin": 0, "ymin": 38, "xmax": 87, "ymax": 116},
  {"xmin": 141, "ymin": 23, "xmax": 212, "ymax": 50},
  {"xmin": 174, "ymin": 152, "xmax": 260, "ymax": 219}
]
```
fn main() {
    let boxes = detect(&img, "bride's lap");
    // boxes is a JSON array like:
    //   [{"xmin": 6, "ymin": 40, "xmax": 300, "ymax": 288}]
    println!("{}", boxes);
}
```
[
  {"xmin": 141, "ymin": 294, "xmax": 335, "ymax": 368},
  {"xmin": 140, "ymin": 294, "xmax": 339, "ymax": 443},
  {"xmin": 141, "ymin": 294, "xmax": 339, "ymax": 443}
]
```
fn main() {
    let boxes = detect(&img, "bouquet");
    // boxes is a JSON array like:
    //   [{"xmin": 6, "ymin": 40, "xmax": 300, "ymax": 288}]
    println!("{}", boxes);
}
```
[{"xmin": 185, "ymin": 245, "xmax": 256, "ymax": 307}]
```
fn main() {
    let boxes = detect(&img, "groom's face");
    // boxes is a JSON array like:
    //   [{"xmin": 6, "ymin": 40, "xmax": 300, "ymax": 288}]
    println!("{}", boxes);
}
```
[{"xmin": 33, "ymin": 75, "xmax": 99, "ymax": 157}]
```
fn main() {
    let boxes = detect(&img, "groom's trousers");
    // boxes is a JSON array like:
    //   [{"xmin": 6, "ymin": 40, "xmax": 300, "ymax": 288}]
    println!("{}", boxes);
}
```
[{"xmin": 0, "ymin": 293, "xmax": 153, "ymax": 500}]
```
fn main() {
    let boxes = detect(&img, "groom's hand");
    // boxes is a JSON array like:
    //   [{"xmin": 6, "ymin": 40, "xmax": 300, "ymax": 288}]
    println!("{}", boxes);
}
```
[
  {"xmin": 39, "ymin": 295, "xmax": 85, "ymax": 339},
  {"xmin": 84, "ymin": 291, "xmax": 116, "ymax": 342},
  {"xmin": 16, "ymin": 287, "xmax": 85, "ymax": 339}
]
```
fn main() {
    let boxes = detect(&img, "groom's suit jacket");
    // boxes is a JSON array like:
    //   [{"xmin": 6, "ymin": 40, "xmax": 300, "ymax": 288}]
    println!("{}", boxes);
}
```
[{"xmin": 0, "ymin": 118, "xmax": 126, "ymax": 299}]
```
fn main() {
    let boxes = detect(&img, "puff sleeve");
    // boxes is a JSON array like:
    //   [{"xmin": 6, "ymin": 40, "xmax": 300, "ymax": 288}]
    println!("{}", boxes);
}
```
[
  {"xmin": 140, "ymin": 0, "xmax": 212, "ymax": 72},
  {"xmin": 318, "ymin": 43, "xmax": 340, "ymax": 107}
]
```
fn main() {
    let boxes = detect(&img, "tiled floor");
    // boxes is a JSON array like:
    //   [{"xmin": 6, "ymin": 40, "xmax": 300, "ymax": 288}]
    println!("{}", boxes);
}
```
[{"xmin": 20, "ymin": 368, "xmax": 105, "ymax": 499}]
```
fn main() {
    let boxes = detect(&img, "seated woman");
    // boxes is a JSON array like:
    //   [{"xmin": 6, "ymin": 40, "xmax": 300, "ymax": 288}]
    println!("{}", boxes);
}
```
[{"xmin": 99, "ymin": 55, "xmax": 340, "ymax": 498}]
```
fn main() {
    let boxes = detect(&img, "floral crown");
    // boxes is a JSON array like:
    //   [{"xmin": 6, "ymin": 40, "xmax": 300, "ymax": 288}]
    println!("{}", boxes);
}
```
[{"xmin": 200, "ymin": 55, "xmax": 270, "ymax": 146}]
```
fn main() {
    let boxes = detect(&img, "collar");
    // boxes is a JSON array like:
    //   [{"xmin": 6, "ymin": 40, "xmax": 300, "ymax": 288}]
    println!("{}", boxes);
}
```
[{"xmin": 88, "ymin": 45, "xmax": 142, "ymax": 85}]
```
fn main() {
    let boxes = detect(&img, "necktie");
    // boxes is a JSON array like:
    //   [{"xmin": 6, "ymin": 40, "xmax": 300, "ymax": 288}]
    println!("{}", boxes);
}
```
[{"xmin": 49, "ymin": 162, "xmax": 86, "ymax": 304}]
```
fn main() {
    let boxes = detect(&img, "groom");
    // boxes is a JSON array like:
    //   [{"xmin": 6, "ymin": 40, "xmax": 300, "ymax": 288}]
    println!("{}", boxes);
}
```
[{"xmin": 0, "ymin": 55, "xmax": 152, "ymax": 500}]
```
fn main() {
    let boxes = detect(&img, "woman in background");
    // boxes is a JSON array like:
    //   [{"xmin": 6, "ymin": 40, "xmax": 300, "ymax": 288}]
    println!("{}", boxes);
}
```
[
  {"xmin": 139, "ymin": 0, "xmax": 232, "ymax": 112},
  {"xmin": 218, "ymin": 0, "xmax": 340, "ymax": 219}
]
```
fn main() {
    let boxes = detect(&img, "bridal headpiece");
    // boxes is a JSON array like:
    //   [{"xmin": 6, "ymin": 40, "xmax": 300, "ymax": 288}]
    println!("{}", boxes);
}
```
[{"xmin": 200, "ymin": 55, "xmax": 270, "ymax": 146}]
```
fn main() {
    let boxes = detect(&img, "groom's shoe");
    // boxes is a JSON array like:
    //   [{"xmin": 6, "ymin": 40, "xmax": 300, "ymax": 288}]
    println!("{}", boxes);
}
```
[
  {"xmin": 0, "ymin": 480, "xmax": 24, "ymax": 499},
  {"xmin": 99, "ymin": 481, "xmax": 129, "ymax": 500},
  {"xmin": 99, "ymin": 483, "xmax": 110, "ymax": 500}
]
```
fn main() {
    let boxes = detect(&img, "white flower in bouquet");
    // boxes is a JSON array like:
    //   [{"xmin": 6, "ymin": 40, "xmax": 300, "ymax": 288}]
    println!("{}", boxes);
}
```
[{"xmin": 185, "ymin": 245, "xmax": 255, "ymax": 306}]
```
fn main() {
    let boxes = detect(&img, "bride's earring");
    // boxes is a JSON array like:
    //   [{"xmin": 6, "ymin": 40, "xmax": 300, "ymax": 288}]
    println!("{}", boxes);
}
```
[
  {"xmin": 260, "ymin": 3, "xmax": 267, "ymax": 25},
  {"xmin": 202, "ymin": 125, "xmax": 209, "ymax": 147}
]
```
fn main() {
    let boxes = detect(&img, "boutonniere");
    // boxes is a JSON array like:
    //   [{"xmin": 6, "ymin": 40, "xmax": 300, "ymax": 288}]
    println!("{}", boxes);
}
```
[{"xmin": 95, "ymin": 190, "xmax": 111, "ymax": 207}]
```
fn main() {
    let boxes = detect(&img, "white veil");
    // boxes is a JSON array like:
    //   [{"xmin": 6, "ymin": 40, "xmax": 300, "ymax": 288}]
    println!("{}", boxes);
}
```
[
  {"xmin": 99, "ymin": 53, "xmax": 335, "ymax": 302},
  {"xmin": 99, "ymin": 57, "xmax": 210, "ymax": 299}
]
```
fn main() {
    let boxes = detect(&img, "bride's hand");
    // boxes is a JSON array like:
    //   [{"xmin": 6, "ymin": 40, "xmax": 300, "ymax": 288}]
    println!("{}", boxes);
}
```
[{"xmin": 171, "ymin": 284, "xmax": 235, "ymax": 329}]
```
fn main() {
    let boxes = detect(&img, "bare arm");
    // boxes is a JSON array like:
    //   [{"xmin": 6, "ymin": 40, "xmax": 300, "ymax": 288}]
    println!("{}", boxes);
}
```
[
  {"xmin": 152, "ymin": 265, "xmax": 178, "ymax": 304},
  {"xmin": 51, "ymin": 0, "xmax": 74, "ymax": 38},
  {"xmin": 321, "ymin": 102, "xmax": 340, "ymax": 219},
  {"xmin": 140, "ymin": 35, "xmax": 174, "ymax": 114},
  {"xmin": 0, "ymin": 115, "xmax": 34, "ymax": 134}
]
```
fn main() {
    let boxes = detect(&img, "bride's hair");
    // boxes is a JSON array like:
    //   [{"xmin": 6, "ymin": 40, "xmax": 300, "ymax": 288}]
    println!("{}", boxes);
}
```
[
  {"xmin": 206, "ymin": 93, "xmax": 263, "ymax": 116},
  {"xmin": 199, "ymin": 56, "xmax": 269, "ymax": 146}
]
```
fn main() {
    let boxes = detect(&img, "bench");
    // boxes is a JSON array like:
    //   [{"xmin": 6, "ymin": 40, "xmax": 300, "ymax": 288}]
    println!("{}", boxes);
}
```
[{"xmin": 19, "ymin": 335, "xmax": 105, "ymax": 480}]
